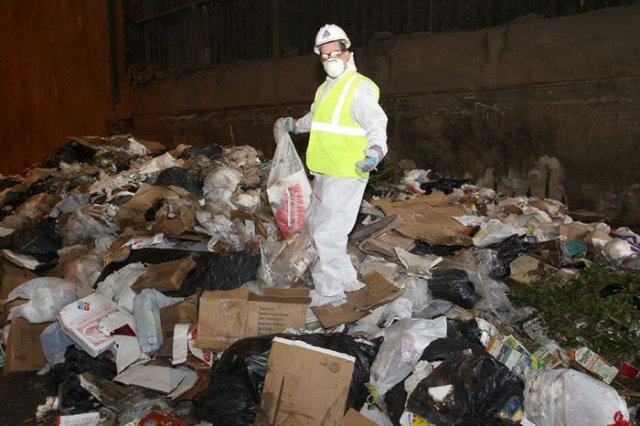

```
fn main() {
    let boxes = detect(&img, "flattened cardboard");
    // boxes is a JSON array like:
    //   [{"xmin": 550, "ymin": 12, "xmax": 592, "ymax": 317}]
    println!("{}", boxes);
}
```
[
  {"xmin": 359, "ymin": 230, "xmax": 415, "ymax": 259},
  {"xmin": 373, "ymin": 193, "xmax": 472, "ymax": 246},
  {"xmin": 132, "ymin": 258, "xmax": 196, "ymax": 293},
  {"xmin": 0, "ymin": 263, "xmax": 37, "ymax": 299},
  {"xmin": 256, "ymin": 337, "xmax": 355, "ymax": 426},
  {"xmin": 4, "ymin": 318, "xmax": 51, "ymax": 374},
  {"xmin": 341, "ymin": 408, "xmax": 377, "ymax": 426},
  {"xmin": 196, "ymin": 288, "xmax": 309, "ymax": 350},
  {"xmin": 312, "ymin": 271, "xmax": 402, "ymax": 328}
]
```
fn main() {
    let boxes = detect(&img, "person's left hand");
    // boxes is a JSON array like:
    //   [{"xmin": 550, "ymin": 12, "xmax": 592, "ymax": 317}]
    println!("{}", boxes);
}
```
[{"xmin": 355, "ymin": 155, "xmax": 379, "ymax": 173}]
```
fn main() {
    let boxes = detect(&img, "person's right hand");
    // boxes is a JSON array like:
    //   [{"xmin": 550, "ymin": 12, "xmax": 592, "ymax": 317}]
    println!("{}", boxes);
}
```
[{"xmin": 275, "ymin": 117, "xmax": 295, "ymax": 134}]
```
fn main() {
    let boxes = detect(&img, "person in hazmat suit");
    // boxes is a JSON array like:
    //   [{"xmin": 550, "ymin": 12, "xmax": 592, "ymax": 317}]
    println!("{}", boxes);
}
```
[{"xmin": 275, "ymin": 24, "xmax": 388, "ymax": 306}]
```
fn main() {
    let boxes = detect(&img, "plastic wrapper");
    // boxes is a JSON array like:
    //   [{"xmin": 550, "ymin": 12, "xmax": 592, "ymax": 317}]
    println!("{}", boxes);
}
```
[
  {"xmin": 195, "ymin": 210, "xmax": 243, "ymax": 250},
  {"xmin": 40, "ymin": 322, "xmax": 74, "ymax": 366},
  {"xmin": 524, "ymin": 368, "xmax": 629, "ymax": 426},
  {"xmin": 368, "ymin": 317, "xmax": 448, "ymax": 402},
  {"xmin": 57, "ymin": 207, "xmax": 119, "ymax": 246},
  {"xmin": 266, "ymin": 125, "xmax": 311, "ymax": 238},
  {"xmin": 428, "ymin": 269, "xmax": 478, "ymax": 309},
  {"xmin": 7, "ymin": 277, "xmax": 79, "ymax": 323},
  {"xmin": 472, "ymin": 219, "xmax": 526, "ymax": 248},
  {"xmin": 604, "ymin": 238, "xmax": 637, "ymax": 265},
  {"xmin": 407, "ymin": 352, "xmax": 524, "ymax": 426},
  {"xmin": 360, "ymin": 404, "xmax": 394, "ymax": 426},
  {"xmin": 203, "ymin": 167, "xmax": 242, "ymax": 212},
  {"xmin": 97, "ymin": 262, "xmax": 147, "ymax": 314},
  {"xmin": 257, "ymin": 233, "xmax": 317, "ymax": 288},
  {"xmin": 133, "ymin": 289, "xmax": 183, "ymax": 354},
  {"xmin": 398, "ymin": 276, "xmax": 432, "ymax": 314},
  {"xmin": 194, "ymin": 333, "xmax": 379, "ymax": 425},
  {"xmin": 381, "ymin": 297, "xmax": 413, "ymax": 327}
]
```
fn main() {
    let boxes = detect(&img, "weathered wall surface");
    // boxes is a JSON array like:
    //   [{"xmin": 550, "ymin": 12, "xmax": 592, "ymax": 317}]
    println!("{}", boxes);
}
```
[
  {"xmin": 131, "ymin": 5, "xmax": 640, "ymax": 225},
  {"xmin": 0, "ymin": 1, "xmax": 114, "ymax": 174}
]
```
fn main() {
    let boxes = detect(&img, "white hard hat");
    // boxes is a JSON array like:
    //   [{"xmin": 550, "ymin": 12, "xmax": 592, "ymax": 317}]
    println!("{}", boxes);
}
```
[{"xmin": 314, "ymin": 24, "xmax": 351, "ymax": 54}]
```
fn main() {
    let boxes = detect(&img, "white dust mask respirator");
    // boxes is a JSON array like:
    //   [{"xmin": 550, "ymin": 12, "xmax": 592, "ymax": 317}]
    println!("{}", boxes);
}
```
[{"xmin": 323, "ymin": 58, "xmax": 346, "ymax": 78}]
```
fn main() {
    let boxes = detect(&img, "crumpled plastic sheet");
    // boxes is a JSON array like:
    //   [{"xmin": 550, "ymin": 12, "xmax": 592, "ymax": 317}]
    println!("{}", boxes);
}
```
[
  {"xmin": 368, "ymin": 317, "xmax": 448, "ymax": 401},
  {"xmin": 8, "ymin": 277, "xmax": 80, "ymax": 323},
  {"xmin": 96, "ymin": 262, "xmax": 147, "ymax": 314},
  {"xmin": 133, "ymin": 288, "xmax": 183, "ymax": 354},
  {"xmin": 524, "ymin": 368, "xmax": 629, "ymax": 426}
]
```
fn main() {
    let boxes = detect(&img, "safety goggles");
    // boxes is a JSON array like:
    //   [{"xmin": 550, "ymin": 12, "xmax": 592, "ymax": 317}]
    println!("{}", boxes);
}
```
[{"xmin": 319, "ymin": 49, "xmax": 345, "ymax": 62}]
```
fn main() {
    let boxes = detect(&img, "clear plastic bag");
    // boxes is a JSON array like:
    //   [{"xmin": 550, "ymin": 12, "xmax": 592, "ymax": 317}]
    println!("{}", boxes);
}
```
[
  {"xmin": 203, "ymin": 167, "xmax": 243, "ymax": 213},
  {"xmin": 133, "ymin": 289, "xmax": 183, "ymax": 354},
  {"xmin": 524, "ymin": 369, "xmax": 629, "ymax": 426},
  {"xmin": 96, "ymin": 262, "xmax": 147, "ymax": 314},
  {"xmin": 257, "ymin": 233, "xmax": 317, "ymax": 288},
  {"xmin": 381, "ymin": 298, "xmax": 413, "ymax": 327},
  {"xmin": 8, "ymin": 277, "xmax": 79, "ymax": 323},
  {"xmin": 266, "ymin": 126, "xmax": 312, "ymax": 238},
  {"xmin": 40, "ymin": 322, "xmax": 73, "ymax": 366},
  {"xmin": 399, "ymin": 276, "xmax": 432, "ymax": 315},
  {"xmin": 368, "ymin": 317, "xmax": 448, "ymax": 402}
]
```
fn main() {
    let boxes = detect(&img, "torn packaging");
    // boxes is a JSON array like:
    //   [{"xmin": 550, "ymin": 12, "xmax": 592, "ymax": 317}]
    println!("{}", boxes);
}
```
[{"xmin": 256, "ymin": 338, "xmax": 355, "ymax": 426}]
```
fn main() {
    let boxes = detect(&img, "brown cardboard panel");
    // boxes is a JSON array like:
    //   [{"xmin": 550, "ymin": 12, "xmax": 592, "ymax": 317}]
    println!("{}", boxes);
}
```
[
  {"xmin": 0, "ymin": 263, "xmax": 38, "ymax": 299},
  {"xmin": 4, "ymin": 318, "xmax": 51, "ymax": 375},
  {"xmin": 256, "ymin": 338, "xmax": 355, "ymax": 426},
  {"xmin": 159, "ymin": 294, "xmax": 198, "ymax": 334},
  {"xmin": 195, "ymin": 288, "xmax": 309, "ymax": 350},
  {"xmin": 359, "ymin": 230, "xmax": 415, "ymax": 259},
  {"xmin": 132, "ymin": 258, "xmax": 196, "ymax": 293},
  {"xmin": 311, "ymin": 271, "xmax": 402, "ymax": 328},
  {"xmin": 373, "ymin": 194, "xmax": 472, "ymax": 246}
]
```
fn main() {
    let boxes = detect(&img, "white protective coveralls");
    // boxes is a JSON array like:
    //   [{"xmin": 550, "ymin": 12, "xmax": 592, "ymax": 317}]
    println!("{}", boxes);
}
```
[{"xmin": 294, "ymin": 55, "xmax": 388, "ymax": 305}]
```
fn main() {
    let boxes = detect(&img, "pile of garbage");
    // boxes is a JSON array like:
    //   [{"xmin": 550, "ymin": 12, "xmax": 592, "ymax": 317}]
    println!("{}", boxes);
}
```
[{"xmin": 0, "ymin": 133, "xmax": 638, "ymax": 425}]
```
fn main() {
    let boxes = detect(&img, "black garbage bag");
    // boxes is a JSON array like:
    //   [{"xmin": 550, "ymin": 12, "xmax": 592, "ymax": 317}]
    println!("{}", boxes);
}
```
[
  {"xmin": 50, "ymin": 346, "xmax": 117, "ymax": 411},
  {"xmin": 8, "ymin": 218, "xmax": 61, "ymax": 268},
  {"xmin": 411, "ymin": 240, "xmax": 464, "ymax": 257},
  {"xmin": 95, "ymin": 248, "xmax": 260, "ymax": 296},
  {"xmin": 193, "ymin": 333, "xmax": 380, "ymax": 425},
  {"xmin": 179, "ymin": 144, "xmax": 224, "ymax": 160},
  {"xmin": 41, "ymin": 139, "xmax": 97, "ymax": 167},
  {"xmin": 447, "ymin": 319, "xmax": 483, "ymax": 346},
  {"xmin": 420, "ymin": 178, "xmax": 473, "ymax": 195},
  {"xmin": 155, "ymin": 167, "xmax": 204, "ymax": 196},
  {"xmin": 420, "ymin": 338, "xmax": 486, "ymax": 362},
  {"xmin": 428, "ymin": 269, "xmax": 478, "ymax": 309},
  {"xmin": 407, "ymin": 352, "xmax": 523, "ymax": 426},
  {"xmin": 489, "ymin": 235, "xmax": 534, "ymax": 279},
  {"xmin": 386, "ymin": 381, "xmax": 409, "ymax": 426}
]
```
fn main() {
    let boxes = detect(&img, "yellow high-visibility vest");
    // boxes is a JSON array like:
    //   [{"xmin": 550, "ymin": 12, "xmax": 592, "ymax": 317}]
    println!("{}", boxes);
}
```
[{"xmin": 307, "ymin": 71, "xmax": 380, "ymax": 178}]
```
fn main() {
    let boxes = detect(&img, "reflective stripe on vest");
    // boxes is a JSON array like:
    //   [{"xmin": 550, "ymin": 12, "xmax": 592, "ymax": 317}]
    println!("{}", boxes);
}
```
[{"xmin": 307, "ymin": 71, "xmax": 379, "ymax": 178}]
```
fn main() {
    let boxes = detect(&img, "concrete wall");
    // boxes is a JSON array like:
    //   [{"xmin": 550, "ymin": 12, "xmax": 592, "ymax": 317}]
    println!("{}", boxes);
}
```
[
  {"xmin": 130, "ymin": 4, "xmax": 640, "ymax": 226},
  {"xmin": 0, "ymin": 1, "xmax": 115, "ymax": 174}
]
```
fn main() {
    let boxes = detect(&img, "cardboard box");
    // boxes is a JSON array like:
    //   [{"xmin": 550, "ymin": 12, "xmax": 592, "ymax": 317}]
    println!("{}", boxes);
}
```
[
  {"xmin": 195, "ymin": 288, "xmax": 309, "ymax": 350},
  {"xmin": 4, "ymin": 317, "xmax": 51, "ymax": 374},
  {"xmin": 0, "ymin": 263, "xmax": 37, "ymax": 299},
  {"xmin": 132, "ymin": 258, "xmax": 196, "ymax": 293},
  {"xmin": 256, "ymin": 337, "xmax": 355, "ymax": 426},
  {"xmin": 58, "ymin": 293, "xmax": 130, "ymax": 357},
  {"xmin": 312, "ymin": 272, "xmax": 402, "ymax": 328}
]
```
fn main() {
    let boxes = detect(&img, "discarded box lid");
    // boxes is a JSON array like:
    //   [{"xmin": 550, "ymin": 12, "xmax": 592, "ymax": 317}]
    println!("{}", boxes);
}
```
[
  {"xmin": 312, "ymin": 271, "xmax": 402, "ymax": 328},
  {"xmin": 3, "ymin": 317, "xmax": 51, "ymax": 375},
  {"xmin": 256, "ymin": 337, "xmax": 355, "ymax": 426},
  {"xmin": 58, "ymin": 293, "xmax": 130, "ymax": 357},
  {"xmin": 195, "ymin": 287, "xmax": 310, "ymax": 350}
]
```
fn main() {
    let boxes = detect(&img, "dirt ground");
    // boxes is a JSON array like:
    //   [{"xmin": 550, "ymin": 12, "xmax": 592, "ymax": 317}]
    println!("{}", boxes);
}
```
[{"xmin": 0, "ymin": 373, "xmax": 53, "ymax": 424}]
